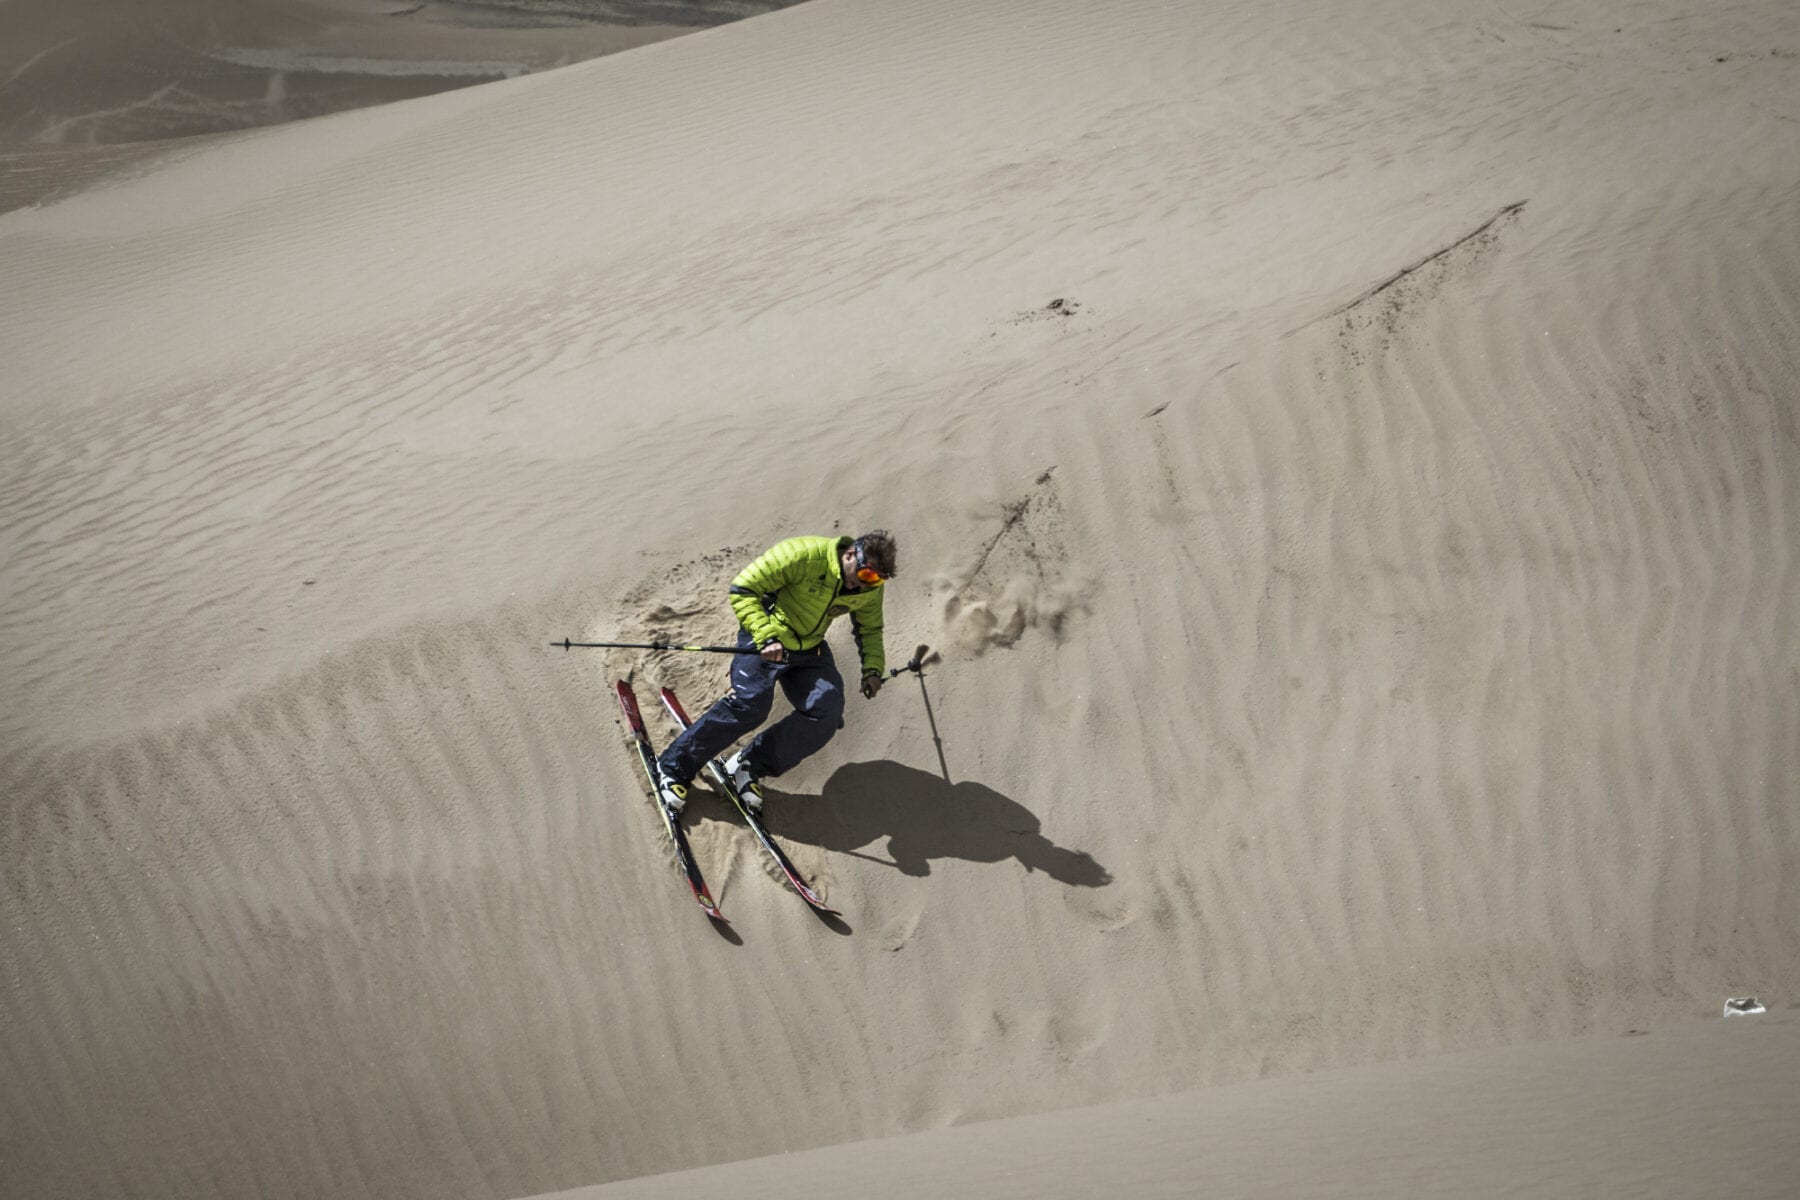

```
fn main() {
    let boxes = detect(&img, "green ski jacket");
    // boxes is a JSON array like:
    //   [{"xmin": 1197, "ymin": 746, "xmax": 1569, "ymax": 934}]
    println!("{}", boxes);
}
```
[{"xmin": 728, "ymin": 535, "xmax": 886, "ymax": 674}]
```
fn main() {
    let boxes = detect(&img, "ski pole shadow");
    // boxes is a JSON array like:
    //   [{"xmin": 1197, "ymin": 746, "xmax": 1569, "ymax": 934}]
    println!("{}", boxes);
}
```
[{"xmin": 763, "ymin": 760, "xmax": 1112, "ymax": 885}]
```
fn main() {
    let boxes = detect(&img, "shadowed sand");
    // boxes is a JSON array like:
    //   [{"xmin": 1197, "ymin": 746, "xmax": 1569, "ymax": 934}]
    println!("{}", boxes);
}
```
[
  {"xmin": 2, "ymin": 0, "xmax": 1797, "ymax": 1197},
  {"xmin": 0, "ymin": 0, "xmax": 800, "ymax": 208}
]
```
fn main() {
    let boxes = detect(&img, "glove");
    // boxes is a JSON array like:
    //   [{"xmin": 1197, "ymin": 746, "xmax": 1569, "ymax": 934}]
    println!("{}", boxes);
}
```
[{"xmin": 860, "ymin": 670, "xmax": 884, "ymax": 699}]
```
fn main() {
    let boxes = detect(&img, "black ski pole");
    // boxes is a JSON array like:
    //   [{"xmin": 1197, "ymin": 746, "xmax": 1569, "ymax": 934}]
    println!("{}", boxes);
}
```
[
  {"xmin": 551, "ymin": 638, "xmax": 755, "ymax": 655},
  {"xmin": 883, "ymin": 644, "xmax": 948, "ymax": 781},
  {"xmin": 887, "ymin": 643, "xmax": 937, "ymax": 677}
]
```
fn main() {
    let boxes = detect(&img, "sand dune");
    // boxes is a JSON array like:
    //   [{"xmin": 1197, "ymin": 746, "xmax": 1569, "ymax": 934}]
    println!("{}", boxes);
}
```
[
  {"xmin": 2, "ymin": 0, "xmax": 1797, "ymax": 1197},
  {"xmin": 0, "ymin": 0, "xmax": 798, "ymax": 144},
  {"xmin": 0, "ymin": 0, "xmax": 798, "ymax": 208},
  {"xmin": 553, "ymin": 1015, "xmax": 1800, "ymax": 1199}
]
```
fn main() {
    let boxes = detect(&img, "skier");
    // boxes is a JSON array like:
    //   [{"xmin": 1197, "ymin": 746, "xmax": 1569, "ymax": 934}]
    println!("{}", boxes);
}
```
[{"xmin": 656, "ymin": 531, "xmax": 898, "ymax": 814}]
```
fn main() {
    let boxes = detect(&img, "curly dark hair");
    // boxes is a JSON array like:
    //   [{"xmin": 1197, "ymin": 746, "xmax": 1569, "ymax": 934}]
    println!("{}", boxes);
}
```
[{"xmin": 855, "ymin": 530, "xmax": 898, "ymax": 579}]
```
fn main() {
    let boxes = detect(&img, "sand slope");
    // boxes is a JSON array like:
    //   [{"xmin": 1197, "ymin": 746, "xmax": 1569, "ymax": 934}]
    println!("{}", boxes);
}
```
[
  {"xmin": 546, "ymin": 1015, "xmax": 1800, "ymax": 1199},
  {"xmin": 3, "ymin": 0, "xmax": 1798, "ymax": 1197}
]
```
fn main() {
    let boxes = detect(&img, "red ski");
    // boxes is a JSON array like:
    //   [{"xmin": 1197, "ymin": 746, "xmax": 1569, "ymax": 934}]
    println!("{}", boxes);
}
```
[
  {"xmin": 659, "ymin": 686, "xmax": 840, "ymax": 917},
  {"xmin": 615, "ymin": 680, "xmax": 726, "ymax": 924}
]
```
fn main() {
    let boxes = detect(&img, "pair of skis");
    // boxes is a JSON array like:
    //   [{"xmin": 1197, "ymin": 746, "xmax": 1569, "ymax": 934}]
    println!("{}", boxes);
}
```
[{"xmin": 614, "ymin": 680, "xmax": 839, "ymax": 922}]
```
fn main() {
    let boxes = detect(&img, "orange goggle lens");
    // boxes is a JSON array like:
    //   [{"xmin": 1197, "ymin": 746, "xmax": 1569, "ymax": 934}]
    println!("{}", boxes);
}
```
[{"xmin": 853, "ymin": 543, "xmax": 887, "ymax": 585}]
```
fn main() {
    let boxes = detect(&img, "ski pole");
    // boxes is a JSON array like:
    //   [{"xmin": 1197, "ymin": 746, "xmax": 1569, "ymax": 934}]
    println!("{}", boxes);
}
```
[
  {"xmin": 887, "ymin": 644, "xmax": 938, "ymax": 677},
  {"xmin": 884, "ymin": 643, "xmax": 948, "ymax": 782},
  {"xmin": 551, "ymin": 638, "xmax": 755, "ymax": 655}
]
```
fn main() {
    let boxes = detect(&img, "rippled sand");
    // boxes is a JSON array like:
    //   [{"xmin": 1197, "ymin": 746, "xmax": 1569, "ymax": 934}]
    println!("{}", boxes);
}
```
[{"xmin": 3, "ymin": 0, "xmax": 1797, "ymax": 1196}]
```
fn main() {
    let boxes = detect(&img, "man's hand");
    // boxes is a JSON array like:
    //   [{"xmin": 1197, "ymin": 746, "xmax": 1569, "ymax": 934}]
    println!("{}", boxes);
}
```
[
  {"xmin": 761, "ymin": 640, "xmax": 787, "ymax": 664},
  {"xmin": 860, "ymin": 670, "xmax": 884, "ymax": 699}
]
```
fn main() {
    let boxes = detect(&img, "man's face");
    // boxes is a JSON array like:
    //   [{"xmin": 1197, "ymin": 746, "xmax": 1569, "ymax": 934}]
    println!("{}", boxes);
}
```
[{"xmin": 842, "ymin": 543, "xmax": 886, "ymax": 590}]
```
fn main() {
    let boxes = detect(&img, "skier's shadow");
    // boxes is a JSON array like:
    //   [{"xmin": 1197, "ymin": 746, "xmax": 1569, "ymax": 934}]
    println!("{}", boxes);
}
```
[{"xmin": 763, "ymin": 760, "xmax": 1111, "ymax": 885}]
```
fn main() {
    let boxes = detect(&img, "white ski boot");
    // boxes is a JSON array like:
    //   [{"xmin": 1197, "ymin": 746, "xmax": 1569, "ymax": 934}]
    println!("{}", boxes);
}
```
[{"xmin": 721, "ymin": 750, "xmax": 763, "ymax": 814}]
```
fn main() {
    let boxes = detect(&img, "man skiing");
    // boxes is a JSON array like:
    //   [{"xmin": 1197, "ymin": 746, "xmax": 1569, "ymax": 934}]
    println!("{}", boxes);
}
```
[{"xmin": 656, "ymin": 531, "xmax": 898, "ymax": 814}]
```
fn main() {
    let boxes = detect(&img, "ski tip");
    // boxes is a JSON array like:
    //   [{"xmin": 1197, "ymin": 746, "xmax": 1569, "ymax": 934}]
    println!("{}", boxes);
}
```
[{"xmin": 614, "ymin": 679, "xmax": 643, "ymax": 715}]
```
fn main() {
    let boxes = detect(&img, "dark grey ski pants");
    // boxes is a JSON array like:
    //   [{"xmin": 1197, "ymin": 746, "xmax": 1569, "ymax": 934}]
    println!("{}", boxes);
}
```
[{"xmin": 656, "ymin": 629, "xmax": 846, "ymax": 785}]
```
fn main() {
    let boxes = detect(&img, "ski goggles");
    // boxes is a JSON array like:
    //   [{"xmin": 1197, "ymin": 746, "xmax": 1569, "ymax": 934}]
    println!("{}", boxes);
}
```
[{"xmin": 852, "ymin": 542, "xmax": 888, "ymax": 586}]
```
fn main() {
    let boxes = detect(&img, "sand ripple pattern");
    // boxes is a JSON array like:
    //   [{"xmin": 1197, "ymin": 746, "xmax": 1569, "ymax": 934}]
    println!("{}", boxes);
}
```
[
  {"xmin": 1038, "ymin": 187, "xmax": 1799, "ymax": 1074},
  {"xmin": 2, "ymin": 600, "xmax": 904, "ymax": 1197},
  {"xmin": 3, "ymin": 1, "xmax": 1799, "ymax": 1198}
]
